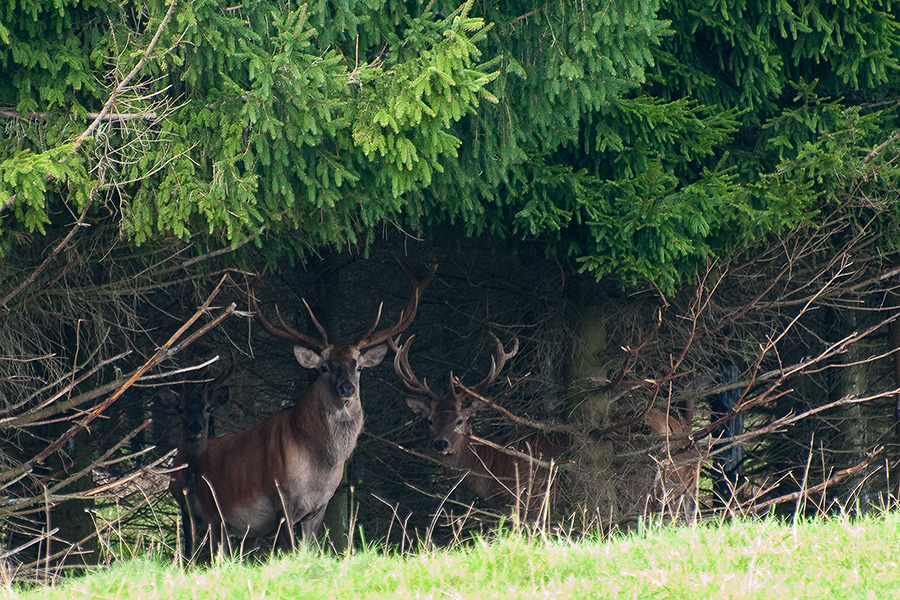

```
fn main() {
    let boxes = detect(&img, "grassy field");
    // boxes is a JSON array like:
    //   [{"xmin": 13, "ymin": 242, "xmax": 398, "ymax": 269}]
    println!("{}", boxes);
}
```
[{"xmin": 5, "ymin": 512, "xmax": 900, "ymax": 599}]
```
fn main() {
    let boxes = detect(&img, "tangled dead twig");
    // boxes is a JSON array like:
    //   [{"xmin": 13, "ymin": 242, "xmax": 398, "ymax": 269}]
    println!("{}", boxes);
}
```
[{"xmin": 743, "ymin": 446, "xmax": 883, "ymax": 515}]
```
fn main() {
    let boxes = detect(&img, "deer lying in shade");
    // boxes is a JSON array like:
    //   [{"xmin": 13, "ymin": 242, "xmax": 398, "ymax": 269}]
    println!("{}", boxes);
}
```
[{"xmin": 394, "ymin": 334, "xmax": 566, "ymax": 522}]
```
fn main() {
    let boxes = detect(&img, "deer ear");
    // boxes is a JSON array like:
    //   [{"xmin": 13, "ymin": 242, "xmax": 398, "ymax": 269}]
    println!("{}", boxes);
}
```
[
  {"xmin": 293, "ymin": 345, "xmax": 323, "ymax": 370},
  {"xmin": 208, "ymin": 387, "xmax": 229, "ymax": 407},
  {"xmin": 157, "ymin": 388, "xmax": 179, "ymax": 407},
  {"xmin": 406, "ymin": 397, "xmax": 431, "ymax": 419},
  {"xmin": 466, "ymin": 400, "xmax": 488, "ymax": 415},
  {"xmin": 359, "ymin": 343, "xmax": 388, "ymax": 368}
]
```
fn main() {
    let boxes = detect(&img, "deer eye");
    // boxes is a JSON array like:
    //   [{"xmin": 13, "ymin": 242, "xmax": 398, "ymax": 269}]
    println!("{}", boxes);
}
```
[{"xmin": 456, "ymin": 418, "xmax": 464, "ymax": 426}]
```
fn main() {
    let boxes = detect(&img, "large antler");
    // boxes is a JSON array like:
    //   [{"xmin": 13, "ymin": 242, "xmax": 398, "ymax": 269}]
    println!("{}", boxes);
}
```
[
  {"xmin": 232, "ymin": 278, "xmax": 329, "ymax": 350},
  {"xmin": 389, "ymin": 335, "xmax": 441, "ymax": 403},
  {"xmin": 451, "ymin": 333, "xmax": 519, "ymax": 404},
  {"xmin": 204, "ymin": 352, "xmax": 236, "ymax": 391},
  {"xmin": 355, "ymin": 261, "xmax": 437, "ymax": 349}
]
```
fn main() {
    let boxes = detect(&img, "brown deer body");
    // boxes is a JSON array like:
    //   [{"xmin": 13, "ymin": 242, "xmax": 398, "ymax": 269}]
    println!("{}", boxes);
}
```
[
  {"xmin": 167, "ymin": 362, "xmax": 231, "ymax": 555},
  {"xmin": 171, "ymin": 264, "xmax": 434, "ymax": 554},
  {"xmin": 397, "ymin": 335, "xmax": 564, "ymax": 521},
  {"xmin": 644, "ymin": 407, "xmax": 700, "ymax": 520},
  {"xmin": 192, "ymin": 346, "xmax": 381, "ymax": 551}
]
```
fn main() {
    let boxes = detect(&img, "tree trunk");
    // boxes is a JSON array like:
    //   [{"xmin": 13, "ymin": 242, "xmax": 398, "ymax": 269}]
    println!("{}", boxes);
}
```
[
  {"xmin": 319, "ymin": 256, "xmax": 361, "ymax": 551},
  {"xmin": 322, "ymin": 465, "xmax": 352, "ymax": 551},
  {"xmin": 831, "ymin": 310, "xmax": 870, "ymax": 507},
  {"xmin": 565, "ymin": 304, "xmax": 619, "ymax": 521}
]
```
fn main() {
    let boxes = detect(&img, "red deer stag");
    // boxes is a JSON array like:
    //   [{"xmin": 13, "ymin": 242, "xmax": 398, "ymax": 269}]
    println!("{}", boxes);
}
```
[
  {"xmin": 644, "ymin": 407, "xmax": 700, "ymax": 520},
  {"xmin": 173, "ymin": 264, "xmax": 435, "ymax": 555},
  {"xmin": 395, "ymin": 334, "xmax": 564, "ymax": 522},
  {"xmin": 167, "ymin": 360, "xmax": 232, "ymax": 555}
]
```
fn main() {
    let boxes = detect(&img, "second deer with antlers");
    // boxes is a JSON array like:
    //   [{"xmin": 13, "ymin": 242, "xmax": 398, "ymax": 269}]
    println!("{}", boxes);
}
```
[
  {"xmin": 176, "ymin": 263, "xmax": 434, "ymax": 555},
  {"xmin": 396, "ymin": 334, "xmax": 565, "ymax": 522}
]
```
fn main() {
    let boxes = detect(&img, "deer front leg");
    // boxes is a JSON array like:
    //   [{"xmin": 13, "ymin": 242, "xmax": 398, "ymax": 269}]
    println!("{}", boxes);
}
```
[{"xmin": 299, "ymin": 504, "xmax": 328, "ymax": 545}]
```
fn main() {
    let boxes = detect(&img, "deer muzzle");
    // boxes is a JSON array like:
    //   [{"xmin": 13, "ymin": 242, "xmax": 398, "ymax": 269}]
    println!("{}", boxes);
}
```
[{"xmin": 338, "ymin": 381, "xmax": 356, "ymax": 400}]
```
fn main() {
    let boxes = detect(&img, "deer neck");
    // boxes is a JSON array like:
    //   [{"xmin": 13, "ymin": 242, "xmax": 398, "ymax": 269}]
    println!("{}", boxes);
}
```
[
  {"xmin": 293, "ymin": 375, "xmax": 363, "ymax": 467},
  {"xmin": 441, "ymin": 434, "xmax": 484, "ymax": 471}
]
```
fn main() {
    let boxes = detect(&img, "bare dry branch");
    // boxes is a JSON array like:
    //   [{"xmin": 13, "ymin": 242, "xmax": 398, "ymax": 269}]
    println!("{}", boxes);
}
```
[
  {"xmin": 744, "ymin": 446, "xmax": 883, "ymax": 514},
  {"xmin": 0, "ymin": 277, "xmax": 235, "ymax": 485},
  {"xmin": 72, "ymin": 0, "xmax": 178, "ymax": 150}
]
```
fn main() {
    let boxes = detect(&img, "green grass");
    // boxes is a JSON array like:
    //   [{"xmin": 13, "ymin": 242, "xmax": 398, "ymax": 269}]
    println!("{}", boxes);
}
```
[{"xmin": 6, "ymin": 512, "xmax": 900, "ymax": 599}]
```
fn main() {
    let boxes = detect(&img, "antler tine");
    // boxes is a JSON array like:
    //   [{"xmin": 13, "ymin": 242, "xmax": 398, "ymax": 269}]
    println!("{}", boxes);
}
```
[
  {"xmin": 390, "ymin": 335, "xmax": 441, "ymax": 402},
  {"xmin": 468, "ymin": 333, "xmax": 520, "ymax": 393},
  {"xmin": 449, "ymin": 371, "xmax": 467, "ymax": 409},
  {"xmin": 298, "ymin": 299, "xmax": 329, "ymax": 347},
  {"xmin": 357, "ymin": 302, "xmax": 384, "ymax": 345},
  {"xmin": 356, "ymin": 262, "xmax": 437, "ymax": 348},
  {"xmin": 205, "ymin": 352, "xmax": 236, "ymax": 391},
  {"xmin": 233, "ymin": 277, "xmax": 328, "ymax": 350}
]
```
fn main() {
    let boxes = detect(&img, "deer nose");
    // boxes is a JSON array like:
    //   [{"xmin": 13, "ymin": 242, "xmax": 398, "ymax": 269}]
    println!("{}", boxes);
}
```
[
  {"xmin": 338, "ymin": 382, "xmax": 356, "ymax": 398},
  {"xmin": 187, "ymin": 421, "xmax": 203, "ymax": 435},
  {"xmin": 433, "ymin": 439, "xmax": 449, "ymax": 453}
]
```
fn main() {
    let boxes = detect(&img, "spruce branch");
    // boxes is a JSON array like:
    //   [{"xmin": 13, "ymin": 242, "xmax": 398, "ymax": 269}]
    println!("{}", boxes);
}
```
[
  {"xmin": 71, "ymin": 0, "xmax": 178, "ymax": 151},
  {"xmin": 0, "ymin": 201, "xmax": 92, "ymax": 310}
]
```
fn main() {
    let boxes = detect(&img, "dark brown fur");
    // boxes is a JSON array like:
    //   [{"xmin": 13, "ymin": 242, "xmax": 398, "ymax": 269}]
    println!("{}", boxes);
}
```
[
  {"xmin": 412, "ymin": 395, "xmax": 565, "ymax": 520},
  {"xmin": 173, "ymin": 345, "xmax": 384, "ymax": 554},
  {"xmin": 170, "ymin": 264, "xmax": 434, "ymax": 556},
  {"xmin": 167, "ymin": 370, "xmax": 228, "ymax": 555}
]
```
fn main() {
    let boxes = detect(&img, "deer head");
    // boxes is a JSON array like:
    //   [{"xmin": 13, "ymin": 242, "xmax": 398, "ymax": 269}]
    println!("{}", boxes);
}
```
[
  {"xmin": 236, "ymin": 262, "xmax": 437, "ymax": 406},
  {"xmin": 396, "ymin": 333, "xmax": 518, "ymax": 457},
  {"xmin": 406, "ymin": 383, "xmax": 476, "ymax": 457},
  {"xmin": 171, "ymin": 358, "xmax": 233, "ymax": 443}
]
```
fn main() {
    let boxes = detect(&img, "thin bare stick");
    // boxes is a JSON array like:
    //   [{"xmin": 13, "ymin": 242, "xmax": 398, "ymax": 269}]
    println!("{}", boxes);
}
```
[
  {"xmin": 274, "ymin": 480, "xmax": 296, "ymax": 551},
  {"xmin": 744, "ymin": 447, "xmax": 883, "ymax": 514},
  {"xmin": 466, "ymin": 433, "xmax": 564, "ymax": 471},
  {"xmin": 72, "ymin": 0, "xmax": 178, "ymax": 150},
  {"xmin": 0, "ymin": 350, "xmax": 131, "ymax": 422},
  {"xmin": 365, "ymin": 431, "xmax": 445, "ymax": 466},
  {"xmin": 0, "ymin": 276, "xmax": 234, "ymax": 484},
  {"xmin": 69, "ymin": 449, "xmax": 173, "ymax": 499},
  {"xmin": 131, "ymin": 355, "xmax": 221, "ymax": 384},
  {"xmin": 0, "ymin": 108, "xmax": 159, "ymax": 121},
  {"xmin": 456, "ymin": 383, "xmax": 572, "ymax": 434},
  {"xmin": 202, "ymin": 475, "xmax": 233, "ymax": 557},
  {"xmin": 863, "ymin": 131, "xmax": 900, "ymax": 163},
  {"xmin": 0, "ymin": 202, "xmax": 92, "ymax": 310}
]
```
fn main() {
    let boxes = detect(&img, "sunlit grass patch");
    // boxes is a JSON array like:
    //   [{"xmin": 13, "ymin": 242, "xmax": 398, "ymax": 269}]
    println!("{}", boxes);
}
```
[{"xmin": 8, "ymin": 511, "xmax": 900, "ymax": 599}]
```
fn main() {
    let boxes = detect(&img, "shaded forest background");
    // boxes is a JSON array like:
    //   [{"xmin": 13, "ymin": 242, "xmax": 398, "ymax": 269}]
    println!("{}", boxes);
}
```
[{"xmin": 2, "ymin": 0, "xmax": 900, "ymax": 579}]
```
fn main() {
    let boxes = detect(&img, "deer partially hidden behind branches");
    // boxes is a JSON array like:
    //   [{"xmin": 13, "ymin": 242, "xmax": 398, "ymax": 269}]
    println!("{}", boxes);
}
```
[
  {"xmin": 396, "ymin": 334, "xmax": 566, "ymax": 523},
  {"xmin": 643, "ymin": 407, "xmax": 700, "ymax": 521},
  {"xmin": 167, "ymin": 361, "xmax": 232, "ymax": 556},
  {"xmin": 170, "ymin": 263, "xmax": 435, "ymax": 556}
]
